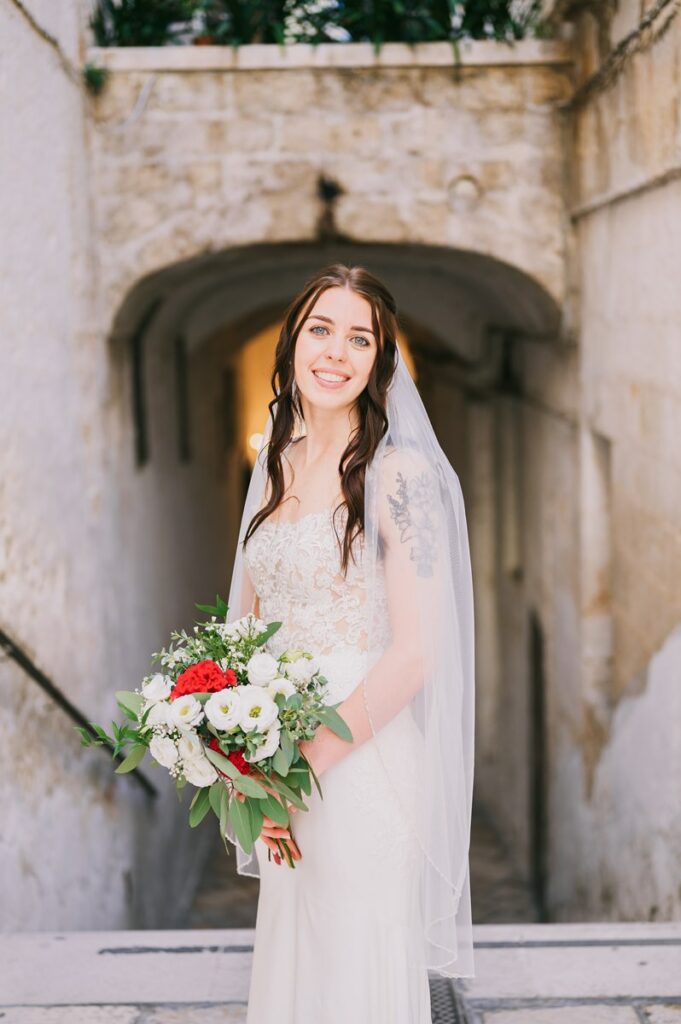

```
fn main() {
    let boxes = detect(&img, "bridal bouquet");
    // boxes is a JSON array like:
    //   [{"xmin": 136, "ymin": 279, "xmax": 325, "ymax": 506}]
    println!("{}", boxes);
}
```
[{"xmin": 77, "ymin": 596, "xmax": 352, "ymax": 867}]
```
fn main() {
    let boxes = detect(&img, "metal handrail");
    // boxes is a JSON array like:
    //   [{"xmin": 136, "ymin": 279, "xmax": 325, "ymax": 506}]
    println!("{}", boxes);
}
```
[{"xmin": 0, "ymin": 627, "xmax": 157, "ymax": 798}]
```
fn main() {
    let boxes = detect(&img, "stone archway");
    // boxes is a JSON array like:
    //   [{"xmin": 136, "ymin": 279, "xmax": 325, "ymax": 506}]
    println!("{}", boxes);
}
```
[{"xmin": 107, "ymin": 238, "xmax": 564, "ymax": 921}]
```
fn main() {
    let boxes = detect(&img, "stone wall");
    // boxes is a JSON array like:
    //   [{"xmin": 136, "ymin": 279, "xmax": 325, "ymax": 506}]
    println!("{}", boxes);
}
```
[
  {"xmin": 540, "ymin": 0, "xmax": 681, "ymax": 920},
  {"xmin": 0, "ymin": 0, "xmax": 218, "ymax": 930},
  {"xmin": 86, "ymin": 39, "xmax": 574, "ymax": 329}
]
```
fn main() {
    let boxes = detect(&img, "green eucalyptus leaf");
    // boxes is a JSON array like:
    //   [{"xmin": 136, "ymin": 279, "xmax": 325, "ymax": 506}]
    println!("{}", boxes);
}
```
[
  {"xmin": 189, "ymin": 787, "xmax": 211, "ymax": 827},
  {"xmin": 229, "ymin": 795, "xmax": 253, "ymax": 854},
  {"xmin": 280, "ymin": 730, "xmax": 295, "ymax": 766},
  {"xmin": 205, "ymin": 746, "xmax": 239, "ymax": 779},
  {"xmin": 272, "ymin": 747, "xmax": 289, "ymax": 777},
  {"xmin": 114, "ymin": 744, "xmax": 146, "ymax": 774},
  {"xmin": 209, "ymin": 781, "xmax": 224, "ymax": 818},
  {"xmin": 259, "ymin": 791, "xmax": 290, "ymax": 826},
  {"xmin": 270, "ymin": 774, "xmax": 307, "ymax": 811},
  {"xmin": 317, "ymin": 705, "xmax": 353, "ymax": 742},
  {"xmin": 247, "ymin": 798, "xmax": 264, "ymax": 839},
  {"xmin": 232, "ymin": 772, "xmax": 268, "ymax": 799},
  {"xmin": 115, "ymin": 691, "xmax": 144, "ymax": 717},
  {"xmin": 219, "ymin": 787, "xmax": 229, "ymax": 836}
]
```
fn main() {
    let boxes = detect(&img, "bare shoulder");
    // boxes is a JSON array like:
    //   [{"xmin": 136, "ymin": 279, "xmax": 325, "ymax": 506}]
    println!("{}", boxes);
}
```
[{"xmin": 379, "ymin": 443, "xmax": 437, "ymax": 493}]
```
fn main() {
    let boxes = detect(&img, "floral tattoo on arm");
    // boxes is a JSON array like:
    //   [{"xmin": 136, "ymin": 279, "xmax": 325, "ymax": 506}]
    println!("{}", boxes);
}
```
[{"xmin": 386, "ymin": 469, "xmax": 438, "ymax": 578}]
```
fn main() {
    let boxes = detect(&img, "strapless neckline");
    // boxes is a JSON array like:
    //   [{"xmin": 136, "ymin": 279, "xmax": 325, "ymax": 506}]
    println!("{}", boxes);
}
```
[{"xmin": 260, "ymin": 508, "xmax": 336, "ymax": 529}]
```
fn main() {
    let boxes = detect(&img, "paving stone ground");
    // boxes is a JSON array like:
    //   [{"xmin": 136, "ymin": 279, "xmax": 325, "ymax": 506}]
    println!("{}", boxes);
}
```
[
  {"xmin": 2, "ymin": 810, "xmax": 679, "ymax": 1023},
  {"xmin": 1, "ymin": 923, "xmax": 679, "ymax": 1024}
]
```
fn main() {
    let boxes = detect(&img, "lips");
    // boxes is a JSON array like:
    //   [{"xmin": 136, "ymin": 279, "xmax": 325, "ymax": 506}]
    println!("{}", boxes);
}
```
[{"xmin": 312, "ymin": 369, "xmax": 351, "ymax": 384}]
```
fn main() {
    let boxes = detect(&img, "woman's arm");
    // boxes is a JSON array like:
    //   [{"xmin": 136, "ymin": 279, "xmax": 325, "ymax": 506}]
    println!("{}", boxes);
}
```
[{"xmin": 300, "ymin": 447, "xmax": 444, "ymax": 778}]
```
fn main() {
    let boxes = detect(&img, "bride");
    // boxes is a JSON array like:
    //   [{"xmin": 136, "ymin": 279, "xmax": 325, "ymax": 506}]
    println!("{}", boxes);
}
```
[{"xmin": 225, "ymin": 263, "xmax": 476, "ymax": 1023}]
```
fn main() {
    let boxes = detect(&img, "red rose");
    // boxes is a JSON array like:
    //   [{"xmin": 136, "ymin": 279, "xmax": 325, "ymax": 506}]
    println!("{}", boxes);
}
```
[
  {"xmin": 208, "ymin": 737, "xmax": 253, "ymax": 777},
  {"xmin": 169, "ymin": 659, "xmax": 236, "ymax": 701}
]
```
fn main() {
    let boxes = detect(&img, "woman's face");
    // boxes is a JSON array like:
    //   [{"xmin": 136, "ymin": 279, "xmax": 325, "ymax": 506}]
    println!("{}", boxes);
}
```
[{"xmin": 293, "ymin": 286, "xmax": 378, "ymax": 415}]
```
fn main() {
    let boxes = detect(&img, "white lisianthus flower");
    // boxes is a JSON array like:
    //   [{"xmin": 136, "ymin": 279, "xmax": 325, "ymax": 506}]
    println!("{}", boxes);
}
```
[
  {"xmin": 149, "ymin": 734, "xmax": 179, "ymax": 768},
  {"xmin": 247, "ymin": 652, "xmax": 279, "ymax": 687},
  {"xmin": 142, "ymin": 673, "xmax": 172, "ymax": 703},
  {"xmin": 177, "ymin": 730, "xmax": 203, "ymax": 762},
  {"xmin": 170, "ymin": 694, "xmax": 204, "ymax": 730},
  {"xmin": 144, "ymin": 700, "xmax": 174, "ymax": 729},
  {"xmin": 246, "ymin": 723, "xmax": 282, "ymax": 764},
  {"xmin": 205, "ymin": 688, "xmax": 242, "ymax": 730},
  {"xmin": 182, "ymin": 753, "xmax": 218, "ymax": 788},
  {"xmin": 237, "ymin": 685, "xmax": 279, "ymax": 733},
  {"xmin": 267, "ymin": 676, "xmax": 296, "ymax": 700},
  {"xmin": 284, "ymin": 657, "xmax": 318, "ymax": 686}
]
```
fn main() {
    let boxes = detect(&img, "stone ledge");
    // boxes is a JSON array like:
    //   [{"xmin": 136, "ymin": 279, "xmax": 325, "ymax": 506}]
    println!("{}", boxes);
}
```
[
  {"xmin": 86, "ymin": 39, "xmax": 574, "ymax": 73},
  {"xmin": 2, "ymin": 922, "xmax": 679, "ymax": 1007}
]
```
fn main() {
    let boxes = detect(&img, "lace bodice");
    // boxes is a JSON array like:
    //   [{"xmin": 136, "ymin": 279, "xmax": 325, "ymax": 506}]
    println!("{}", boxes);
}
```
[{"xmin": 243, "ymin": 505, "xmax": 392, "ymax": 660}]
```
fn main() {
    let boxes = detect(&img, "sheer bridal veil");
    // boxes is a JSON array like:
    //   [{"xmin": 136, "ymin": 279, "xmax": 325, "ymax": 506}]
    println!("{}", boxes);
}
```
[{"xmin": 226, "ymin": 334, "xmax": 476, "ymax": 979}]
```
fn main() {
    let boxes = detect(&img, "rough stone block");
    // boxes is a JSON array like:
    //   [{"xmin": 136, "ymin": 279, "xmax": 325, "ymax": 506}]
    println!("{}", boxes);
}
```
[{"xmin": 481, "ymin": 1007, "xmax": 640, "ymax": 1024}]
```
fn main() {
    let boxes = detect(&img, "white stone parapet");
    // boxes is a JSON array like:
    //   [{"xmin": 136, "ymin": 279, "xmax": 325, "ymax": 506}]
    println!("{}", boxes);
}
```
[{"xmin": 87, "ymin": 38, "xmax": 574, "ymax": 72}]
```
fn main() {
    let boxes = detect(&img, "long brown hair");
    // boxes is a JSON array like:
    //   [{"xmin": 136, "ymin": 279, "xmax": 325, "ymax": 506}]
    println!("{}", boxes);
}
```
[{"xmin": 243, "ymin": 263, "xmax": 399, "ymax": 575}]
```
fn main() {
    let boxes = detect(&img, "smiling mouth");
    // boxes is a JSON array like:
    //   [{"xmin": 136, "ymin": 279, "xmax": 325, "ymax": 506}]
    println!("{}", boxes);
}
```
[{"xmin": 312, "ymin": 369, "xmax": 351, "ymax": 383}]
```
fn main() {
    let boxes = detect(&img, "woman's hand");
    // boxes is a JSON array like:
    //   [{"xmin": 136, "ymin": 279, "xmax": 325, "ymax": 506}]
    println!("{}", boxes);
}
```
[
  {"xmin": 233, "ymin": 787, "xmax": 301, "ymax": 867},
  {"xmin": 260, "ymin": 814, "xmax": 301, "ymax": 866}
]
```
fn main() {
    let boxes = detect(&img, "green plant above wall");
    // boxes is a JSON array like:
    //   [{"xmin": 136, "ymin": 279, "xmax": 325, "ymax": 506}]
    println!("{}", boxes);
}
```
[
  {"xmin": 91, "ymin": 0, "xmax": 198, "ymax": 47},
  {"xmin": 90, "ymin": 0, "xmax": 547, "ymax": 49}
]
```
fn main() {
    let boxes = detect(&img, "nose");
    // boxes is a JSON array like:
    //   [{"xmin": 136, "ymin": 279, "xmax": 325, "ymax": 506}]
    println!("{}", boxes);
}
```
[{"xmin": 323, "ymin": 330, "xmax": 347, "ymax": 361}]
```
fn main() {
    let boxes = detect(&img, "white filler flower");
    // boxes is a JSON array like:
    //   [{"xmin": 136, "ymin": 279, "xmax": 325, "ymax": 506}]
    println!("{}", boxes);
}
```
[
  {"xmin": 267, "ymin": 676, "xmax": 297, "ymax": 700},
  {"xmin": 246, "ymin": 722, "xmax": 282, "ymax": 763},
  {"xmin": 182, "ymin": 751, "xmax": 218, "ymax": 788},
  {"xmin": 149, "ymin": 735, "xmax": 179, "ymax": 768},
  {"xmin": 237, "ymin": 685, "xmax": 279, "ymax": 732},
  {"xmin": 170, "ymin": 694, "xmax": 204, "ymax": 730},
  {"xmin": 246, "ymin": 652, "xmax": 280, "ymax": 687},
  {"xmin": 142, "ymin": 673, "xmax": 172, "ymax": 703},
  {"xmin": 205, "ymin": 689, "xmax": 242, "ymax": 730},
  {"xmin": 224, "ymin": 613, "xmax": 266, "ymax": 640}
]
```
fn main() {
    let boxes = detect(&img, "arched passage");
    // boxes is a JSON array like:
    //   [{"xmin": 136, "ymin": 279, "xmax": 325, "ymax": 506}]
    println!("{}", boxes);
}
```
[{"xmin": 108, "ymin": 239, "xmax": 563, "ymax": 921}]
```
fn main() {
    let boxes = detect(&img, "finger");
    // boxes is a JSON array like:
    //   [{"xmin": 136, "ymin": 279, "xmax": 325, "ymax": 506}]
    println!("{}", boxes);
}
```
[
  {"xmin": 262, "ymin": 836, "xmax": 281, "ymax": 861},
  {"xmin": 261, "ymin": 826, "xmax": 294, "ymax": 840}
]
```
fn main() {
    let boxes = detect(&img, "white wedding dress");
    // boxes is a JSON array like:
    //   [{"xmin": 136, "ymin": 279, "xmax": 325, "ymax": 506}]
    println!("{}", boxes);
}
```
[{"xmin": 242, "ymin": 504, "xmax": 432, "ymax": 1024}]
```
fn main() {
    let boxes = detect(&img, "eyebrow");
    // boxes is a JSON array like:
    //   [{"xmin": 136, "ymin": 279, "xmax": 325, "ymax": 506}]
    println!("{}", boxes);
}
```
[{"xmin": 306, "ymin": 313, "xmax": 375, "ymax": 337}]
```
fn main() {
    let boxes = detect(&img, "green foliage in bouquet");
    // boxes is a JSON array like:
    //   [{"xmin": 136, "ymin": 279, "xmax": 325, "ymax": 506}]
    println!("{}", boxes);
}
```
[{"xmin": 77, "ymin": 595, "xmax": 353, "ymax": 868}]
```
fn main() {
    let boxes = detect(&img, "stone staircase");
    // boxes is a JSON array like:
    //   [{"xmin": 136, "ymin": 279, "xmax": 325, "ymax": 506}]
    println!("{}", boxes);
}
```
[{"xmin": 1, "ymin": 922, "xmax": 680, "ymax": 1023}]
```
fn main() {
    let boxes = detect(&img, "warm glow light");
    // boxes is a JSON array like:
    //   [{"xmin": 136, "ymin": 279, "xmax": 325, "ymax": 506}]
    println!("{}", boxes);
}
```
[{"xmin": 249, "ymin": 432, "xmax": 263, "ymax": 452}]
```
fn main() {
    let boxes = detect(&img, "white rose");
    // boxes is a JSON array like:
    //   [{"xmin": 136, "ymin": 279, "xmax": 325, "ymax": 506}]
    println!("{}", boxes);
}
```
[
  {"xmin": 177, "ymin": 730, "xmax": 203, "ymax": 762},
  {"xmin": 237, "ymin": 685, "xmax": 279, "ymax": 733},
  {"xmin": 205, "ymin": 689, "xmax": 242, "ymax": 730},
  {"xmin": 284, "ymin": 657, "xmax": 318, "ymax": 686},
  {"xmin": 144, "ymin": 700, "xmax": 174, "ymax": 729},
  {"xmin": 246, "ymin": 723, "xmax": 282, "ymax": 764},
  {"xmin": 170, "ymin": 694, "xmax": 204, "ymax": 730},
  {"xmin": 247, "ymin": 652, "xmax": 280, "ymax": 687},
  {"xmin": 149, "ymin": 734, "xmax": 179, "ymax": 768},
  {"xmin": 142, "ymin": 673, "xmax": 172, "ymax": 703},
  {"xmin": 267, "ymin": 676, "xmax": 296, "ymax": 700},
  {"xmin": 182, "ymin": 753, "xmax": 218, "ymax": 788}
]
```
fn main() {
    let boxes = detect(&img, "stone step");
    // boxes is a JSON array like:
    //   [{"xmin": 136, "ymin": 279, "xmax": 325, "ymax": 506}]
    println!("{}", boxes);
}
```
[{"xmin": 1, "ymin": 922, "xmax": 679, "ymax": 1023}]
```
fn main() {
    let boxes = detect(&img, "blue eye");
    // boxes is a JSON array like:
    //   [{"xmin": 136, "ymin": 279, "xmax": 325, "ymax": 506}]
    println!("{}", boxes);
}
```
[{"xmin": 309, "ymin": 324, "xmax": 370, "ymax": 347}]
